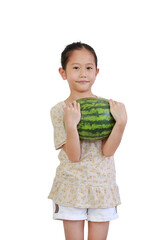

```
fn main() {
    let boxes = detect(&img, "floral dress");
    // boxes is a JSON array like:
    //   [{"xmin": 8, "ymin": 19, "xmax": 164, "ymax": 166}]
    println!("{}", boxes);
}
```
[{"xmin": 48, "ymin": 101, "xmax": 121, "ymax": 208}]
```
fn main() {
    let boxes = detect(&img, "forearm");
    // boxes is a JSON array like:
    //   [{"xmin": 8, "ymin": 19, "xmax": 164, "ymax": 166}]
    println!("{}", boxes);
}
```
[
  {"xmin": 102, "ymin": 122, "xmax": 126, "ymax": 157},
  {"xmin": 63, "ymin": 101, "xmax": 81, "ymax": 162},
  {"xmin": 63, "ymin": 127, "xmax": 81, "ymax": 162}
]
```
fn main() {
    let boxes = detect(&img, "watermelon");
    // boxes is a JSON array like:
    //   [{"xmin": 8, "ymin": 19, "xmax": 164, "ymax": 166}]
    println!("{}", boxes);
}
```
[{"xmin": 76, "ymin": 97, "xmax": 115, "ymax": 141}]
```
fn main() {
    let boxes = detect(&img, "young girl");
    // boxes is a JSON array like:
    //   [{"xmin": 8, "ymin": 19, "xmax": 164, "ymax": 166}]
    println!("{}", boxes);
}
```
[{"xmin": 48, "ymin": 42, "xmax": 127, "ymax": 240}]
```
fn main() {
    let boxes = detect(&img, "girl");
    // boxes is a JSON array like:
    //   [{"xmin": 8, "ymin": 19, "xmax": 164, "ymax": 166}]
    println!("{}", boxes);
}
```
[{"xmin": 48, "ymin": 42, "xmax": 127, "ymax": 240}]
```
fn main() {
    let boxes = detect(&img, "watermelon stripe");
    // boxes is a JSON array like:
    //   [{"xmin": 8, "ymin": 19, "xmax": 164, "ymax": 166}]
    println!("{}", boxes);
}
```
[
  {"xmin": 78, "ymin": 120, "xmax": 115, "ymax": 125},
  {"xmin": 78, "ymin": 128, "xmax": 113, "ymax": 134},
  {"xmin": 77, "ymin": 98, "xmax": 107, "ymax": 102},
  {"xmin": 81, "ymin": 113, "xmax": 112, "ymax": 118},
  {"xmin": 78, "ymin": 123, "xmax": 115, "ymax": 130},
  {"xmin": 81, "ymin": 111, "xmax": 112, "ymax": 116},
  {"xmin": 80, "ymin": 135, "xmax": 109, "ymax": 140},
  {"xmin": 81, "ymin": 105, "xmax": 108, "ymax": 107},
  {"xmin": 80, "ymin": 105, "xmax": 109, "ymax": 108},
  {"xmin": 80, "ymin": 135, "xmax": 108, "ymax": 139},
  {"xmin": 80, "ymin": 116, "xmax": 115, "ymax": 122}
]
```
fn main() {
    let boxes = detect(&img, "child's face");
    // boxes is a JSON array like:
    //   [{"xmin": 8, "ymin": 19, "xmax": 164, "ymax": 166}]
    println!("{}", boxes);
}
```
[{"xmin": 59, "ymin": 48, "xmax": 99, "ymax": 94}]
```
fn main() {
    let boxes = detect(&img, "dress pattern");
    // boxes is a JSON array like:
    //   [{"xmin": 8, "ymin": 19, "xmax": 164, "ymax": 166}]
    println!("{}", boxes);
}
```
[{"xmin": 48, "ymin": 101, "xmax": 121, "ymax": 208}]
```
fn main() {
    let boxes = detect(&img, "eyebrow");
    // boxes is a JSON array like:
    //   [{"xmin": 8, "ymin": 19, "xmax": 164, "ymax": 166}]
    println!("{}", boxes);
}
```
[{"xmin": 71, "ymin": 63, "xmax": 94, "ymax": 65}]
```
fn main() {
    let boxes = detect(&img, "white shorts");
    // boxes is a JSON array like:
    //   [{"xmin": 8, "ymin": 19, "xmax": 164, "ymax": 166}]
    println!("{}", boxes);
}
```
[{"xmin": 52, "ymin": 202, "xmax": 119, "ymax": 222}]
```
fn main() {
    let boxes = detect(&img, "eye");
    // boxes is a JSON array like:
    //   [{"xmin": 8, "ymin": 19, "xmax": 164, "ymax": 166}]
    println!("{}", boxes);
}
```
[
  {"xmin": 87, "ymin": 67, "xmax": 93, "ymax": 70},
  {"xmin": 73, "ymin": 66, "xmax": 79, "ymax": 69}
]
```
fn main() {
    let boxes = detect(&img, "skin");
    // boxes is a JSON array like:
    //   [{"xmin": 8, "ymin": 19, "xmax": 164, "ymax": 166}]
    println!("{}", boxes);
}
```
[{"xmin": 58, "ymin": 48, "xmax": 127, "ymax": 240}]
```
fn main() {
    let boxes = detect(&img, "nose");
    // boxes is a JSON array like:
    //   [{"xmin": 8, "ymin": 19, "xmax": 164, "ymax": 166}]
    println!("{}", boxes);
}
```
[{"xmin": 80, "ymin": 67, "xmax": 87, "ymax": 78}]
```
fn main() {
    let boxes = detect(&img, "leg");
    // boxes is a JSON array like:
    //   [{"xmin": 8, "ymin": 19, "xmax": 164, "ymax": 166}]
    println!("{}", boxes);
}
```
[
  {"xmin": 63, "ymin": 220, "xmax": 85, "ymax": 240},
  {"xmin": 88, "ymin": 221, "xmax": 110, "ymax": 240}
]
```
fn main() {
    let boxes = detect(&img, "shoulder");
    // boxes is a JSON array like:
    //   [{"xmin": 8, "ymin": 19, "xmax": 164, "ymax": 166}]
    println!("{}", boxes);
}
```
[{"xmin": 50, "ymin": 101, "xmax": 65, "ymax": 115}]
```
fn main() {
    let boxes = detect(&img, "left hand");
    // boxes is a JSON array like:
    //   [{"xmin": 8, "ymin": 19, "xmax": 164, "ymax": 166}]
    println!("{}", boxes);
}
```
[
  {"xmin": 63, "ymin": 101, "xmax": 81, "ymax": 129},
  {"xmin": 109, "ymin": 99, "xmax": 127, "ymax": 127}
]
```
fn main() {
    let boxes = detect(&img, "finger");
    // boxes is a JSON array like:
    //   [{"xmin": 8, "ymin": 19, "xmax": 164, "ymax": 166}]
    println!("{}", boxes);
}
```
[
  {"xmin": 113, "ymin": 100, "xmax": 118, "ymax": 105},
  {"xmin": 110, "ymin": 99, "xmax": 118, "ymax": 106},
  {"xmin": 73, "ymin": 101, "xmax": 77, "ymax": 108},
  {"xmin": 109, "ymin": 99, "xmax": 116, "ymax": 103},
  {"xmin": 77, "ymin": 102, "xmax": 80, "ymax": 110},
  {"xmin": 109, "ymin": 99, "xmax": 114, "ymax": 106},
  {"xmin": 63, "ymin": 105, "xmax": 69, "ymax": 110},
  {"xmin": 68, "ymin": 102, "xmax": 74, "ymax": 108},
  {"xmin": 66, "ymin": 102, "xmax": 71, "ymax": 107}
]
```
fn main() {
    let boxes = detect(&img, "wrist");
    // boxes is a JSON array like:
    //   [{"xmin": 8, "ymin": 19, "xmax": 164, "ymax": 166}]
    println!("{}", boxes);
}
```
[
  {"xmin": 115, "ymin": 121, "xmax": 127, "ymax": 131},
  {"xmin": 65, "ymin": 124, "xmax": 78, "ymax": 133},
  {"xmin": 64, "ymin": 122, "xmax": 78, "ymax": 130}
]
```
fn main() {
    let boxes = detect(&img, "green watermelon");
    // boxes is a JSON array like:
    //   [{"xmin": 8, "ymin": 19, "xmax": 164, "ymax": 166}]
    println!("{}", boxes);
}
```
[{"xmin": 76, "ymin": 97, "xmax": 115, "ymax": 141}]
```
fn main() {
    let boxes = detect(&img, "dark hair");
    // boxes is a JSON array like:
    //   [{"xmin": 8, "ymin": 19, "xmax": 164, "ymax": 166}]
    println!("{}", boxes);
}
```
[{"xmin": 61, "ymin": 42, "xmax": 98, "ymax": 70}]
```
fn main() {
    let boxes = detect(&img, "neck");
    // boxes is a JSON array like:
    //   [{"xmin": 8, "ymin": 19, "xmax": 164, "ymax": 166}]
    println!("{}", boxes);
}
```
[{"xmin": 65, "ymin": 91, "xmax": 97, "ymax": 103}]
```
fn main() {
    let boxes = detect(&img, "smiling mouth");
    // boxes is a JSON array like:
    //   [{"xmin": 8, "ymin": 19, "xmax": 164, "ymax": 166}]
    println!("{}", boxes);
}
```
[{"xmin": 76, "ymin": 81, "xmax": 89, "ymax": 84}]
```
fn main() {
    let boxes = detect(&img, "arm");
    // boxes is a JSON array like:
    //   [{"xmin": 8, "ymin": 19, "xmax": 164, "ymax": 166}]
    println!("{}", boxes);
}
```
[
  {"xmin": 102, "ymin": 99, "xmax": 127, "ymax": 157},
  {"xmin": 63, "ymin": 101, "xmax": 81, "ymax": 162}
]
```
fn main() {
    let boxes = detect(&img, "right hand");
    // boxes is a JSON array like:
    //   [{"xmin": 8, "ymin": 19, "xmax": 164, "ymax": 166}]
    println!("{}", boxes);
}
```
[{"xmin": 63, "ymin": 101, "xmax": 81, "ymax": 129}]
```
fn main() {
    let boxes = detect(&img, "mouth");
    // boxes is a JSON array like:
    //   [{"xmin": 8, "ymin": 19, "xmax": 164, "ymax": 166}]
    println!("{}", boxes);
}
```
[{"xmin": 76, "ymin": 81, "xmax": 89, "ymax": 84}]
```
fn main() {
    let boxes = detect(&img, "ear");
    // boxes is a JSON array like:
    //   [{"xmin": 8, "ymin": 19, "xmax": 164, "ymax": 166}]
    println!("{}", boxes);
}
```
[
  {"xmin": 59, "ymin": 68, "xmax": 67, "ymax": 80},
  {"xmin": 95, "ymin": 68, "xmax": 99, "ymax": 77}
]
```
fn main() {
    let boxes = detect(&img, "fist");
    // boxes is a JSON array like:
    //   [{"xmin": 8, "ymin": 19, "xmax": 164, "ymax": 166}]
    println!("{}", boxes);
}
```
[
  {"xmin": 64, "ymin": 101, "xmax": 81, "ymax": 129},
  {"xmin": 109, "ymin": 99, "xmax": 127, "ymax": 127}
]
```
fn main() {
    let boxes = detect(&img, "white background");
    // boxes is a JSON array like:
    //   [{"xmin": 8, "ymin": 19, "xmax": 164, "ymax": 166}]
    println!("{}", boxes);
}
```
[{"xmin": 0, "ymin": 0, "xmax": 167, "ymax": 239}]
